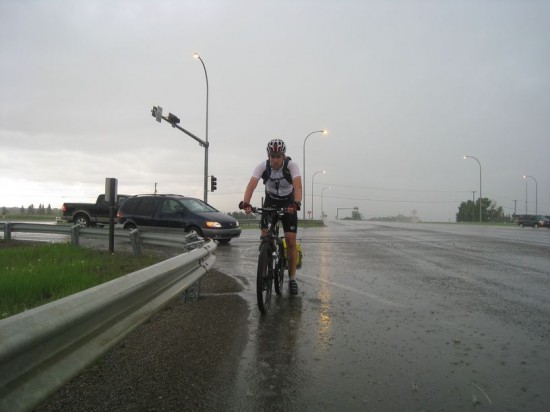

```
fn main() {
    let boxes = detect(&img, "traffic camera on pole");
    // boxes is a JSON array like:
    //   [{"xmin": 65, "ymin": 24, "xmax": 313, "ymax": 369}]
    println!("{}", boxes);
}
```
[{"xmin": 151, "ymin": 106, "xmax": 163, "ymax": 123}]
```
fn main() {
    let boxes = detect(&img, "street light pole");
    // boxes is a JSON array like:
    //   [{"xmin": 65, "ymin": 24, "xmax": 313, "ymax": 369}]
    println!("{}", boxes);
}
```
[
  {"xmin": 321, "ymin": 186, "xmax": 331, "ymax": 220},
  {"xmin": 303, "ymin": 129, "xmax": 328, "ymax": 220},
  {"xmin": 311, "ymin": 170, "xmax": 326, "ymax": 220},
  {"xmin": 471, "ymin": 190, "xmax": 476, "ymax": 222},
  {"xmin": 193, "ymin": 52, "xmax": 209, "ymax": 203},
  {"xmin": 523, "ymin": 175, "xmax": 538, "ymax": 215},
  {"xmin": 464, "ymin": 155, "xmax": 482, "ymax": 222},
  {"xmin": 525, "ymin": 180, "xmax": 529, "ymax": 214}
]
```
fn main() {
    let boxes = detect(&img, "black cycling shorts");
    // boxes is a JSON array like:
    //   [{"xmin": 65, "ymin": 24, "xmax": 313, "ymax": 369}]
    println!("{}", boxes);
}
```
[{"xmin": 261, "ymin": 195, "xmax": 298, "ymax": 234}]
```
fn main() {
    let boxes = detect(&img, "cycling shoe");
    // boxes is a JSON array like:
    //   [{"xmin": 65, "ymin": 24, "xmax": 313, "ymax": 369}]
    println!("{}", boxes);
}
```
[{"xmin": 289, "ymin": 279, "xmax": 298, "ymax": 295}]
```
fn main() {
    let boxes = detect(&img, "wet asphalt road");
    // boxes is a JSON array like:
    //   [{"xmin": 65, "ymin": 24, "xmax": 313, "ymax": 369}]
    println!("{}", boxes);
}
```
[{"xmin": 215, "ymin": 221, "xmax": 550, "ymax": 411}]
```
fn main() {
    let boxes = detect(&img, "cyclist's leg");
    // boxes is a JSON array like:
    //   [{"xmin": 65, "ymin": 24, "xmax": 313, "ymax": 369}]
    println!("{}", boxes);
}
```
[
  {"xmin": 282, "ymin": 211, "xmax": 299, "ymax": 294},
  {"xmin": 284, "ymin": 231, "xmax": 298, "ymax": 279},
  {"xmin": 281, "ymin": 201, "xmax": 298, "ymax": 277}
]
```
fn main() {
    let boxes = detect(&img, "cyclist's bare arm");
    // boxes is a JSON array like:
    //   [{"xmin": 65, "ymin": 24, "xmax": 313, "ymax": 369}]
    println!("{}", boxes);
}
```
[
  {"xmin": 243, "ymin": 177, "xmax": 260, "ymax": 213},
  {"xmin": 292, "ymin": 175, "xmax": 302, "ymax": 204}
]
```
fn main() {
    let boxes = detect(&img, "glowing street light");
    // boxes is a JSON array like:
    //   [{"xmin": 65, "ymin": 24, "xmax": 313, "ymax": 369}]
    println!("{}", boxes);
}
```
[{"xmin": 303, "ymin": 129, "xmax": 328, "ymax": 220}]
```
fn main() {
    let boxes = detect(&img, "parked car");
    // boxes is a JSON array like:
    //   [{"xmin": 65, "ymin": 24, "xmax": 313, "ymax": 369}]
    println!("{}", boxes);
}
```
[
  {"xmin": 62, "ymin": 194, "xmax": 130, "ymax": 227},
  {"xmin": 117, "ymin": 194, "xmax": 241, "ymax": 244},
  {"xmin": 514, "ymin": 214, "xmax": 550, "ymax": 228}
]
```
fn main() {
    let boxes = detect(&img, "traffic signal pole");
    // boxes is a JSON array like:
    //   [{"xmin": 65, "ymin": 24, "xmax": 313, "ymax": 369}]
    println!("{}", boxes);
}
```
[{"xmin": 152, "ymin": 106, "xmax": 209, "ymax": 202}]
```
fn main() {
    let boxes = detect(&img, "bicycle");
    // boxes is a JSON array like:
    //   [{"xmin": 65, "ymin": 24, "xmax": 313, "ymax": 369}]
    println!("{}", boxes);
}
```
[{"xmin": 250, "ymin": 206, "xmax": 288, "ymax": 313}]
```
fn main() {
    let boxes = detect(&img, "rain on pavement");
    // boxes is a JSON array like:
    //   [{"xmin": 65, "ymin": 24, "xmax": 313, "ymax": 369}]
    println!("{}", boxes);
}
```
[{"xmin": 214, "ymin": 221, "xmax": 550, "ymax": 411}]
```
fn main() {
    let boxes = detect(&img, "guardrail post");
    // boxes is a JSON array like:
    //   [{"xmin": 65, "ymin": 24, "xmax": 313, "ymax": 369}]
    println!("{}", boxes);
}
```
[
  {"xmin": 4, "ymin": 222, "xmax": 12, "ymax": 241},
  {"xmin": 183, "ymin": 279, "xmax": 201, "ymax": 302},
  {"xmin": 71, "ymin": 225, "xmax": 80, "ymax": 246},
  {"xmin": 129, "ymin": 229, "xmax": 142, "ymax": 255}
]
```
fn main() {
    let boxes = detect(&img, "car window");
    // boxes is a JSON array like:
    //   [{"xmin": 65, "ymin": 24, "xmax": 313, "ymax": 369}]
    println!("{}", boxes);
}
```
[
  {"xmin": 161, "ymin": 199, "xmax": 184, "ymax": 213},
  {"xmin": 118, "ymin": 196, "xmax": 129, "ymax": 206},
  {"xmin": 179, "ymin": 198, "xmax": 218, "ymax": 213},
  {"xmin": 133, "ymin": 197, "xmax": 158, "ymax": 215}
]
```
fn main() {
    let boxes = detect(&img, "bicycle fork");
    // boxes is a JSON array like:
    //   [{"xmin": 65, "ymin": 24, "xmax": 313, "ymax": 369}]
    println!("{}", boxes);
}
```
[
  {"xmin": 271, "ymin": 240, "xmax": 283, "ymax": 270},
  {"xmin": 260, "ymin": 240, "xmax": 276, "ymax": 276}
]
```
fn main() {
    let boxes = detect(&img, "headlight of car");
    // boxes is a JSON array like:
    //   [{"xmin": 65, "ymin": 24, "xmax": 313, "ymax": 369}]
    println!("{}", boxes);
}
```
[{"xmin": 205, "ymin": 221, "xmax": 222, "ymax": 228}]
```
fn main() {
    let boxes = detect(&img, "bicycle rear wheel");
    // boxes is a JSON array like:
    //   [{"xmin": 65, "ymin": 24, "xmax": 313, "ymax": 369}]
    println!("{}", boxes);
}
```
[
  {"xmin": 274, "ymin": 240, "xmax": 285, "ymax": 296},
  {"xmin": 257, "ymin": 242, "xmax": 273, "ymax": 313}
]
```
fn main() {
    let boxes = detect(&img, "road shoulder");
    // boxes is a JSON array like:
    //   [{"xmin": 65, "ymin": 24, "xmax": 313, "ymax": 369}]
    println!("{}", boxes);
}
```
[{"xmin": 37, "ymin": 269, "xmax": 249, "ymax": 411}]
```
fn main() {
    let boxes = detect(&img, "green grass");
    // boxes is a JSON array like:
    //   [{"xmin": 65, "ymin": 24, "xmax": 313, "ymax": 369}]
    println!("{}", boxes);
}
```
[
  {"xmin": 1, "ymin": 214, "xmax": 60, "ymax": 222},
  {"xmin": 0, "ymin": 241, "xmax": 163, "ymax": 318}
]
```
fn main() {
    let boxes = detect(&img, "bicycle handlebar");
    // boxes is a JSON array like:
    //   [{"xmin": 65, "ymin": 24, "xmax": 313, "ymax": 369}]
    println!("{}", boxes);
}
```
[
  {"xmin": 249, "ymin": 206, "xmax": 287, "ymax": 215},
  {"xmin": 239, "ymin": 201, "xmax": 300, "ymax": 216},
  {"xmin": 238, "ymin": 201, "xmax": 292, "ymax": 215}
]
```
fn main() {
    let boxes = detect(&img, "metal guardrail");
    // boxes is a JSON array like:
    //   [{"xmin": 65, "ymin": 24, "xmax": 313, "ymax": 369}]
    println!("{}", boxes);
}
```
[
  {"xmin": 0, "ymin": 222, "xmax": 204, "ymax": 254},
  {"xmin": 0, "ymin": 222, "xmax": 217, "ymax": 411}
]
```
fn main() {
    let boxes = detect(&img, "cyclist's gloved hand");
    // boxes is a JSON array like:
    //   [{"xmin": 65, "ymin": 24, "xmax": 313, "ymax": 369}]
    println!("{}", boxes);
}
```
[
  {"xmin": 287, "ymin": 201, "xmax": 301, "ymax": 214},
  {"xmin": 239, "ymin": 201, "xmax": 252, "ymax": 214}
]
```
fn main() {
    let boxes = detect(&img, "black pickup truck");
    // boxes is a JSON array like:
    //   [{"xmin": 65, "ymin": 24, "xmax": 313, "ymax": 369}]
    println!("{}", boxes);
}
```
[{"xmin": 61, "ymin": 194, "xmax": 130, "ymax": 227}]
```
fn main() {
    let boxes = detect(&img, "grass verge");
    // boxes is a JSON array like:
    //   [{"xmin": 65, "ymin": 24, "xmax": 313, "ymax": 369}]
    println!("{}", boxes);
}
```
[{"xmin": 0, "ymin": 240, "xmax": 163, "ymax": 318}]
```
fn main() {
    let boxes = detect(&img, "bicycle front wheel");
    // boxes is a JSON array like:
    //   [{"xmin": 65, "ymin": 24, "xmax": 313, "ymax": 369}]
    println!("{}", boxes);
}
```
[
  {"xmin": 257, "ymin": 242, "xmax": 273, "ymax": 313},
  {"xmin": 274, "ymin": 241, "xmax": 285, "ymax": 296}
]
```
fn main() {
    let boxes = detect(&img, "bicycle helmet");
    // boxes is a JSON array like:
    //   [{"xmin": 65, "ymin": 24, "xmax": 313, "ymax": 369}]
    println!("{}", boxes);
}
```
[{"xmin": 266, "ymin": 138, "xmax": 286, "ymax": 155}]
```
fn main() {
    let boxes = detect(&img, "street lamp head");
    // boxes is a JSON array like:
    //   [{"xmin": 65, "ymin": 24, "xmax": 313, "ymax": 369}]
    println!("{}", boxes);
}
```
[
  {"xmin": 322, "ymin": 129, "xmax": 328, "ymax": 135},
  {"xmin": 193, "ymin": 52, "xmax": 200, "ymax": 59}
]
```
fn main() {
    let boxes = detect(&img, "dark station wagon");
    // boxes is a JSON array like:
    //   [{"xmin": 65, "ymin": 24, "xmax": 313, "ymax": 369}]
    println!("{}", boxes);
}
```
[
  {"xmin": 117, "ymin": 194, "xmax": 241, "ymax": 244},
  {"xmin": 513, "ymin": 214, "xmax": 550, "ymax": 228}
]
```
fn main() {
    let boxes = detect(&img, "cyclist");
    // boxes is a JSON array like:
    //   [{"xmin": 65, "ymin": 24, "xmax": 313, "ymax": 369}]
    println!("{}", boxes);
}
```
[{"xmin": 241, "ymin": 138, "xmax": 302, "ymax": 295}]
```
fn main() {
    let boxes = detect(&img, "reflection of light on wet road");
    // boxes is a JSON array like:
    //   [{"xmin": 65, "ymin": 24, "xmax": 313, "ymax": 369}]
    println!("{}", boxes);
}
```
[
  {"xmin": 316, "ymin": 245, "xmax": 332, "ymax": 350},
  {"xmin": 300, "ymin": 271, "xmax": 403, "ymax": 307}
]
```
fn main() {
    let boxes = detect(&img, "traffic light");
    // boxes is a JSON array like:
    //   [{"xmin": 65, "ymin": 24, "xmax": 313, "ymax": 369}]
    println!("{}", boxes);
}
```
[{"xmin": 210, "ymin": 175, "xmax": 217, "ymax": 192}]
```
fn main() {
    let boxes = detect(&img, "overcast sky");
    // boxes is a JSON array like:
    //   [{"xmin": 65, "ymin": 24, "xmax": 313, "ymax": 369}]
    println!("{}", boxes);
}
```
[{"xmin": 1, "ymin": 0, "xmax": 549, "ymax": 221}]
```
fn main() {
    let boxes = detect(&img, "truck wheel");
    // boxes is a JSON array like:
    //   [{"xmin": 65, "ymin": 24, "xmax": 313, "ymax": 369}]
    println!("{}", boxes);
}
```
[
  {"xmin": 217, "ymin": 239, "xmax": 231, "ymax": 245},
  {"xmin": 74, "ymin": 214, "xmax": 90, "ymax": 227}
]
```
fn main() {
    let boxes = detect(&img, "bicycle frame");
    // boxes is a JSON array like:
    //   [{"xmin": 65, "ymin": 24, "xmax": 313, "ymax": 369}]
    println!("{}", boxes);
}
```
[{"xmin": 252, "ymin": 207, "xmax": 287, "ymax": 313}]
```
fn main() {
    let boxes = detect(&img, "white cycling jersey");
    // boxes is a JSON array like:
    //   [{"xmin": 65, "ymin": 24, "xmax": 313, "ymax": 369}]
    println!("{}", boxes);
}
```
[{"xmin": 252, "ymin": 159, "xmax": 301, "ymax": 200}]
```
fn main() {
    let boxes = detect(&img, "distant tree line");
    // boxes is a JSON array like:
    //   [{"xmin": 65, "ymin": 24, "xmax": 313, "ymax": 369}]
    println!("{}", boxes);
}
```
[
  {"xmin": 2, "ymin": 204, "xmax": 59, "ymax": 216},
  {"xmin": 227, "ymin": 211, "xmax": 253, "ymax": 220},
  {"xmin": 342, "ymin": 210, "xmax": 364, "ymax": 220},
  {"xmin": 224, "ymin": 199, "xmax": 511, "ymax": 224},
  {"xmin": 455, "ymin": 197, "xmax": 510, "ymax": 222},
  {"xmin": 368, "ymin": 214, "xmax": 420, "ymax": 223}
]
